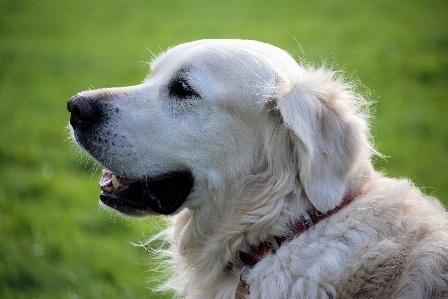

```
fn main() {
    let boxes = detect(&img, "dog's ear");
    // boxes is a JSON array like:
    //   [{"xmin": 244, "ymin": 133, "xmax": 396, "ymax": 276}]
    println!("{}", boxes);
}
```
[{"xmin": 274, "ymin": 68, "xmax": 371, "ymax": 212}]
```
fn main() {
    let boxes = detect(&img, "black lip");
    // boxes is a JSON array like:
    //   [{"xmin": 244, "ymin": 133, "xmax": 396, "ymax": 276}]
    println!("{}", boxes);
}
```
[{"xmin": 100, "ymin": 172, "xmax": 194, "ymax": 215}]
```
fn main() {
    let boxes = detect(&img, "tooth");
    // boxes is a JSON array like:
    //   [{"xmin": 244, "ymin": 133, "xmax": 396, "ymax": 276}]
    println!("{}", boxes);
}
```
[
  {"xmin": 104, "ymin": 186, "xmax": 113, "ymax": 192},
  {"xmin": 111, "ymin": 174, "xmax": 123, "ymax": 189},
  {"xmin": 102, "ymin": 169, "xmax": 107, "ymax": 175}
]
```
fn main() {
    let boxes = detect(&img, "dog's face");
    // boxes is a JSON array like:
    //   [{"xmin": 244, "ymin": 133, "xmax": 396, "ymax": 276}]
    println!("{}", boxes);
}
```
[
  {"xmin": 68, "ymin": 40, "xmax": 293, "ymax": 216},
  {"xmin": 68, "ymin": 39, "xmax": 372, "ymax": 218}
]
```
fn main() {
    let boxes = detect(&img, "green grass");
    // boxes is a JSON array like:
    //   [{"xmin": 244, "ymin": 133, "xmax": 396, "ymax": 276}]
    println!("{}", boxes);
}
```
[{"xmin": 1, "ymin": 0, "xmax": 447, "ymax": 298}]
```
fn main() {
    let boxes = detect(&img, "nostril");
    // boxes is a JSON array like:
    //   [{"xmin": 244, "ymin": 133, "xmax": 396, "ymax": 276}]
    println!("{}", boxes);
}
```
[
  {"xmin": 67, "ymin": 95, "xmax": 102, "ymax": 128},
  {"xmin": 68, "ymin": 95, "xmax": 100, "ymax": 119},
  {"xmin": 67, "ymin": 100, "xmax": 81, "ymax": 117}
]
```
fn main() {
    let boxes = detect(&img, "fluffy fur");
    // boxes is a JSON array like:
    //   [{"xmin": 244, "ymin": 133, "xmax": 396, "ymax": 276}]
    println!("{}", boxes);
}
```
[{"xmin": 69, "ymin": 40, "xmax": 448, "ymax": 298}]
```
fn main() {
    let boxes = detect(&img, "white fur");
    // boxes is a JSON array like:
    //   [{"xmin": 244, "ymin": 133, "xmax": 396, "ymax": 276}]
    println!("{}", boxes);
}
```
[{"xmin": 72, "ymin": 40, "xmax": 448, "ymax": 298}]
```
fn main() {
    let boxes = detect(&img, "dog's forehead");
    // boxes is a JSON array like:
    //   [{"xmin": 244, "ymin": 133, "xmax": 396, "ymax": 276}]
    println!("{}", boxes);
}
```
[
  {"xmin": 149, "ymin": 41, "xmax": 238, "ymax": 75},
  {"xmin": 149, "ymin": 39, "xmax": 294, "ymax": 78}
]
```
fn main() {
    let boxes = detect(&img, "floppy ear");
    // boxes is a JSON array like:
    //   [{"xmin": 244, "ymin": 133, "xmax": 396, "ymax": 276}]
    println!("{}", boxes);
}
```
[{"xmin": 275, "ymin": 68, "xmax": 371, "ymax": 212}]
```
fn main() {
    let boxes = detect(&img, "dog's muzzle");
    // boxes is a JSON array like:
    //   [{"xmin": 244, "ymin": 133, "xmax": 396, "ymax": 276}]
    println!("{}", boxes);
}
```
[{"xmin": 67, "ymin": 95, "xmax": 195, "ymax": 216}]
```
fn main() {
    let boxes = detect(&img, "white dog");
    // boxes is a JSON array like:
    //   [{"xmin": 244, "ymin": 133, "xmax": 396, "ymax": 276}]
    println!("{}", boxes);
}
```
[{"xmin": 68, "ymin": 39, "xmax": 448, "ymax": 298}]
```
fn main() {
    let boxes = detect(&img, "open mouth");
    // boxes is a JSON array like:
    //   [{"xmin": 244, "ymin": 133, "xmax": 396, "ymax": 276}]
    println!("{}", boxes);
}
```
[{"xmin": 99, "ymin": 170, "xmax": 194, "ymax": 216}]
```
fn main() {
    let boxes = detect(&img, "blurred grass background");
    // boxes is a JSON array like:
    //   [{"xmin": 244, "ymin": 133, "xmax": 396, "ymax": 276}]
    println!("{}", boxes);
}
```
[{"xmin": 1, "ymin": 0, "xmax": 447, "ymax": 298}]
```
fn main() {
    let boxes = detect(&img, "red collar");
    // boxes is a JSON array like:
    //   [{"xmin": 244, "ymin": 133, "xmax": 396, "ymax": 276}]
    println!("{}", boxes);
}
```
[{"xmin": 234, "ymin": 194, "xmax": 358, "ymax": 268}]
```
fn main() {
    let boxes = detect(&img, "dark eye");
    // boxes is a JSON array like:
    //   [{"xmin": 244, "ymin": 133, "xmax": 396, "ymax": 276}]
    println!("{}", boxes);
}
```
[{"xmin": 169, "ymin": 79, "xmax": 199, "ymax": 99}]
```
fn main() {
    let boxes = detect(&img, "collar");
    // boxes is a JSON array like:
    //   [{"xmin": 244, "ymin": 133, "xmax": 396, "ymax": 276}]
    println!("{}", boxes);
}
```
[{"xmin": 234, "ymin": 193, "xmax": 358, "ymax": 268}]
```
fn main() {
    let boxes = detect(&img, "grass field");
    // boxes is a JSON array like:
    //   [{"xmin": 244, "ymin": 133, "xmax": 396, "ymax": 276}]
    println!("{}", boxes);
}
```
[{"xmin": 1, "ymin": 0, "xmax": 447, "ymax": 298}]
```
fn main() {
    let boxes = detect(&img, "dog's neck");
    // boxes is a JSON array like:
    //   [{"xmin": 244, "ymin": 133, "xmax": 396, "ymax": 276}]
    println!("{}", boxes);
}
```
[
  {"xmin": 168, "ymin": 178, "xmax": 368, "ymax": 296},
  {"xmin": 232, "ymin": 192, "xmax": 359, "ymax": 269}
]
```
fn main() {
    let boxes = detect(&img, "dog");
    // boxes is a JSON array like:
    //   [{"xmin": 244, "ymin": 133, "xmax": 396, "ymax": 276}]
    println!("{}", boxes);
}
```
[{"xmin": 67, "ymin": 39, "xmax": 448, "ymax": 298}]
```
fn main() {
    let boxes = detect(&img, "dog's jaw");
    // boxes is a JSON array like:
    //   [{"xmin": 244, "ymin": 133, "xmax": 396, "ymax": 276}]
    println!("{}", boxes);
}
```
[{"xmin": 98, "ymin": 169, "xmax": 194, "ymax": 216}]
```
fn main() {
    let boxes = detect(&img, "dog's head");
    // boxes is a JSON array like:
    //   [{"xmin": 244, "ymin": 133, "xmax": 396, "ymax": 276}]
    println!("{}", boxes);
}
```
[{"xmin": 68, "ymin": 39, "xmax": 373, "ymax": 217}]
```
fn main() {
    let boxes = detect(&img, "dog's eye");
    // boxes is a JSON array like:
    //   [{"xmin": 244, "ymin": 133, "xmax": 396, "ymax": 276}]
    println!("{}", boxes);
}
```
[{"xmin": 169, "ymin": 79, "xmax": 199, "ymax": 99}]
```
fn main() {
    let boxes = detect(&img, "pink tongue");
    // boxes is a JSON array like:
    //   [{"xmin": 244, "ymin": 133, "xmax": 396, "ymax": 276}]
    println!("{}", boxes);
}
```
[{"xmin": 99, "ymin": 170, "xmax": 133, "ymax": 193}]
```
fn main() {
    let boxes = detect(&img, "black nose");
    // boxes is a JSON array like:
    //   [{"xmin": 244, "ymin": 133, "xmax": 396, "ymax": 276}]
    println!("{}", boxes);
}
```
[{"xmin": 67, "ymin": 95, "xmax": 102, "ymax": 129}]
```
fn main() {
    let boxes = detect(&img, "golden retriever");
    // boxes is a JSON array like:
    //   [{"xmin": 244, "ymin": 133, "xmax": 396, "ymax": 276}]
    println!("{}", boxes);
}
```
[{"xmin": 68, "ymin": 40, "xmax": 448, "ymax": 298}]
